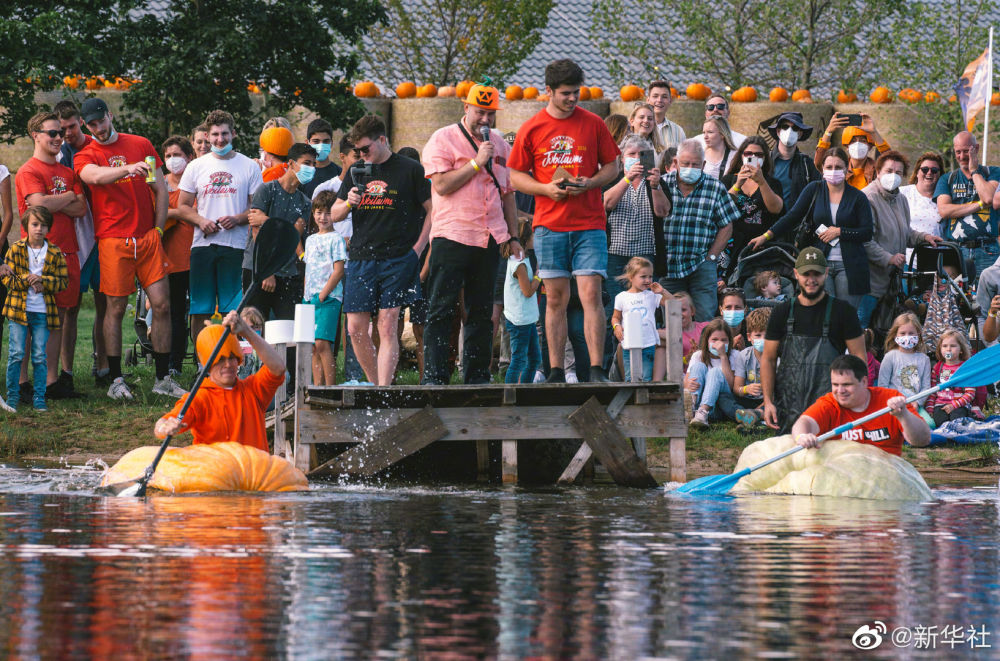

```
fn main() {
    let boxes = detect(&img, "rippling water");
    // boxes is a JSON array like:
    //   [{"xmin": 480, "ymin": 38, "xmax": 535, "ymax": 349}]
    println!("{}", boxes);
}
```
[{"xmin": 0, "ymin": 464, "xmax": 997, "ymax": 659}]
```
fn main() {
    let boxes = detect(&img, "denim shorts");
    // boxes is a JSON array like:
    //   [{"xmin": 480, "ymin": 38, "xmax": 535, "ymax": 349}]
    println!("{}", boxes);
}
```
[
  {"xmin": 343, "ymin": 251, "xmax": 422, "ymax": 313},
  {"xmin": 534, "ymin": 226, "xmax": 607, "ymax": 279}
]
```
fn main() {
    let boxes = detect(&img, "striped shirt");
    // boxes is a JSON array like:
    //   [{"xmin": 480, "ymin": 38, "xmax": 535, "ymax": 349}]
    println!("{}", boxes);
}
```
[
  {"xmin": 2, "ymin": 239, "xmax": 68, "ymax": 329},
  {"xmin": 661, "ymin": 171, "xmax": 740, "ymax": 278}
]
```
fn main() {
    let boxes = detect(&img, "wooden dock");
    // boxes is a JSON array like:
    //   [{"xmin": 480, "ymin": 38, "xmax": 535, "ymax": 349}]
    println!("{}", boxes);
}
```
[{"xmin": 270, "ymin": 300, "xmax": 688, "ymax": 487}]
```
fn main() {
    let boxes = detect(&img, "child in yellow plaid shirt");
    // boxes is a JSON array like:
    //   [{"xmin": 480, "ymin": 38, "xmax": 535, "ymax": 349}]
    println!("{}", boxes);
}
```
[{"xmin": 2, "ymin": 207, "xmax": 68, "ymax": 411}]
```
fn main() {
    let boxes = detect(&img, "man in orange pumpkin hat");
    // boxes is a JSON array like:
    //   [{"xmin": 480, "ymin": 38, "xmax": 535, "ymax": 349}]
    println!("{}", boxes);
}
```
[
  {"xmin": 154, "ymin": 310, "xmax": 286, "ymax": 452},
  {"xmin": 419, "ymin": 79, "xmax": 522, "ymax": 384}
]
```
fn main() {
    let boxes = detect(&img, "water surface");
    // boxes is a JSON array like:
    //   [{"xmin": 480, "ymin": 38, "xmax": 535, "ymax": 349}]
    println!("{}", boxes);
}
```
[{"xmin": 0, "ymin": 465, "xmax": 997, "ymax": 658}]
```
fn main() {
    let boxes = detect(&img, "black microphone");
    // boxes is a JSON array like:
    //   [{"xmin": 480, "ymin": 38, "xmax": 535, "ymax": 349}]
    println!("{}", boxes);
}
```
[{"xmin": 479, "ymin": 125, "xmax": 492, "ymax": 173}]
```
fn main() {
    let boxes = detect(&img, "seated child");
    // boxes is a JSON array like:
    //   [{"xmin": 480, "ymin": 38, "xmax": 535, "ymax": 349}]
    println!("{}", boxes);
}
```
[
  {"xmin": 686, "ymin": 318, "xmax": 740, "ymax": 428},
  {"xmin": 925, "ymin": 329, "xmax": 975, "ymax": 428},
  {"xmin": 154, "ymin": 311, "xmax": 287, "ymax": 452},
  {"xmin": 749, "ymin": 270, "xmax": 787, "ymax": 307},
  {"xmin": 2, "ymin": 206, "xmax": 68, "ymax": 412},
  {"xmin": 733, "ymin": 307, "xmax": 771, "ymax": 430}
]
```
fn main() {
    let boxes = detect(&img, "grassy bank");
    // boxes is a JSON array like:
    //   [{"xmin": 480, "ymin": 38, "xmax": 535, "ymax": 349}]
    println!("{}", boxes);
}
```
[{"xmin": 4, "ymin": 295, "xmax": 998, "ymax": 485}]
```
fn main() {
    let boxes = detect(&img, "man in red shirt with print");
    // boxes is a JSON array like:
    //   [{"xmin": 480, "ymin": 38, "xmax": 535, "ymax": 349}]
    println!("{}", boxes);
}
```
[
  {"xmin": 509, "ymin": 59, "xmax": 620, "ymax": 382},
  {"xmin": 15, "ymin": 111, "xmax": 88, "ymax": 402},
  {"xmin": 74, "ymin": 98, "xmax": 182, "ymax": 401},
  {"xmin": 793, "ymin": 355, "xmax": 930, "ymax": 456}
]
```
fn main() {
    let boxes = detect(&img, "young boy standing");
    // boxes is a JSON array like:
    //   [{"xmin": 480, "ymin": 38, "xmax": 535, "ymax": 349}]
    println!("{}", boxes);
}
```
[
  {"xmin": 3, "ymin": 207, "xmax": 69, "ymax": 411},
  {"xmin": 734, "ymin": 307, "xmax": 771, "ymax": 429}
]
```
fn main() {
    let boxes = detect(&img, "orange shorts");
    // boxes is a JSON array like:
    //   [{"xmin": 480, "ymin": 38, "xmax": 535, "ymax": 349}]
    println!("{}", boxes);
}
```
[
  {"xmin": 98, "ymin": 229, "xmax": 170, "ymax": 297},
  {"xmin": 54, "ymin": 252, "xmax": 81, "ymax": 309}
]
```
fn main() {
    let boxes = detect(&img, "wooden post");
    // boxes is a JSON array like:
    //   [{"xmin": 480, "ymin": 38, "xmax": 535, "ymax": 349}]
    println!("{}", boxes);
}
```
[
  {"xmin": 501, "ymin": 386, "xmax": 517, "ymax": 484},
  {"xmin": 272, "ymin": 342, "xmax": 289, "ymax": 459},
  {"xmin": 476, "ymin": 440, "xmax": 490, "ymax": 482},
  {"xmin": 665, "ymin": 298, "xmax": 686, "ymax": 483},
  {"xmin": 557, "ymin": 389, "xmax": 632, "ymax": 485},
  {"xmin": 293, "ymin": 342, "xmax": 316, "ymax": 473},
  {"xmin": 568, "ymin": 397, "xmax": 657, "ymax": 488}
]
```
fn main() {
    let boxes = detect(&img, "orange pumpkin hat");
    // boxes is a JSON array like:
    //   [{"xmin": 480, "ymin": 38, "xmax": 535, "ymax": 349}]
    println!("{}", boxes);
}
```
[
  {"xmin": 465, "ymin": 79, "xmax": 500, "ymax": 110},
  {"xmin": 841, "ymin": 126, "xmax": 873, "ymax": 145},
  {"xmin": 196, "ymin": 324, "xmax": 244, "ymax": 368},
  {"xmin": 259, "ymin": 127, "xmax": 294, "ymax": 157}
]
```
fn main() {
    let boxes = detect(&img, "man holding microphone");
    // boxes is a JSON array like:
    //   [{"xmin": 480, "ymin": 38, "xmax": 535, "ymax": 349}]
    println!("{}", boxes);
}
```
[{"xmin": 420, "ymin": 81, "xmax": 522, "ymax": 384}]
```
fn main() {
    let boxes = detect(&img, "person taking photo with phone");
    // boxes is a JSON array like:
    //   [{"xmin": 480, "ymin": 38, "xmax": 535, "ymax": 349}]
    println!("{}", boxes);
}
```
[{"xmin": 815, "ymin": 113, "xmax": 890, "ymax": 189}]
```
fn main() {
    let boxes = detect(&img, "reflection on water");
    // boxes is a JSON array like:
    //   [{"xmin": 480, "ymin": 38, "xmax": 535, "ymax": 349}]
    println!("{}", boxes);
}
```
[{"xmin": 0, "ymin": 465, "xmax": 996, "ymax": 658}]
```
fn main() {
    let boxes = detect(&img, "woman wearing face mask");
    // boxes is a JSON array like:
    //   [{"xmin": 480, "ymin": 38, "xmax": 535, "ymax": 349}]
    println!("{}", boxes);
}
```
[
  {"xmin": 750, "ymin": 148, "xmax": 873, "ymax": 315},
  {"xmin": 626, "ymin": 103, "xmax": 666, "ymax": 168},
  {"xmin": 701, "ymin": 116, "xmax": 737, "ymax": 179},
  {"xmin": 862, "ymin": 152, "xmax": 940, "ymax": 326},
  {"xmin": 720, "ymin": 136, "xmax": 784, "ymax": 276},
  {"xmin": 161, "ymin": 135, "xmax": 202, "ymax": 374},
  {"xmin": 603, "ymin": 135, "xmax": 670, "ymax": 309},
  {"xmin": 815, "ymin": 114, "xmax": 889, "ymax": 189}
]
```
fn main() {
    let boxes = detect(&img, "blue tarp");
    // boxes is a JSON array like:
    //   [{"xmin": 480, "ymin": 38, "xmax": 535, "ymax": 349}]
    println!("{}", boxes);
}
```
[{"xmin": 928, "ymin": 415, "xmax": 1000, "ymax": 446}]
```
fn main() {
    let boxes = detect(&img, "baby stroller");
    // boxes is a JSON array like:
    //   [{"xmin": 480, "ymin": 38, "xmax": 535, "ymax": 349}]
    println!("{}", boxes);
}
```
[
  {"xmin": 902, "ymin": 242, "xmax": 979, "ymax": 331},
  {"xmin": 124, "ymin": 287, "xmax": 193, "ymax": 367},
  {"xmin": 727, "ymin": 242, "xmax": 798, "ymax": 308}
]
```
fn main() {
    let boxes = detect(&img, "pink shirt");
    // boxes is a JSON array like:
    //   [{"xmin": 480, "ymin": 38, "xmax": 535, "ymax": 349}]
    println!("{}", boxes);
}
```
[{"xmin": 422, "ymin": 123, "xmax": 513, "ymax": 248}]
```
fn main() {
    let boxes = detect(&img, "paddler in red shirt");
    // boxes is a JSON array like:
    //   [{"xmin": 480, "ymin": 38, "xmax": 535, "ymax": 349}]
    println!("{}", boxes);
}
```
[
  {"xmin": 153, "ymin": 311, "xmax": 286, "ymax": 452},
  {"xmin": 793, "ymin": 354, "xmax": 930, "ymax": 456}
]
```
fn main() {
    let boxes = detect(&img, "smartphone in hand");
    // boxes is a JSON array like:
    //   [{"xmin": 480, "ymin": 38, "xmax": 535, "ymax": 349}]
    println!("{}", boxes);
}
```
[{"xmin": 639, "ymin": 149, "xmax": 656, "ymax": 175}]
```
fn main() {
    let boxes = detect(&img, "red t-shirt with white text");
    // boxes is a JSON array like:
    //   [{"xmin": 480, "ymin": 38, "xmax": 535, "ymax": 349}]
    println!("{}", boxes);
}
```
[
  {"xmin": 802, "ymin": 386, "xmax": 915, "ymax": 456},
  {"xmin": 508, "ymin": 105, "xmax": 619, "ymax": 232},
  {"xmin": 73, "ymin": 133, "xmax": 161, "ymax": 239},
  {"xmin": 15, "ymin": 157, "xmax": 82, "ymax": 253}
]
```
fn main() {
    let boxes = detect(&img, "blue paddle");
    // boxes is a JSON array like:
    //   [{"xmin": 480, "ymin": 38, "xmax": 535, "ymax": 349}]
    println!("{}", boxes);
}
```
[{"xmin": 675, "ymin": 343, "xmax": 1000, "ymax": 496}]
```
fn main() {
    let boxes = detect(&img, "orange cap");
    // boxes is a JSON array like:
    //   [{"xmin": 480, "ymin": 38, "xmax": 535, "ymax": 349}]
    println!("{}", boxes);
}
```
[
  {"xmin": 196, "ymin": 324, "xmax": 244, "ymax": 368},
  {"xmin": 841, "ymin": 126, "xmax": 872, "ymax": 145},
  {"xmin": 259, "ymin": 126, "xmax": 294, "ymax": 156},
  {"xmin": 466, "ymin": 83, "xmax": 499, "ymax": 110}
]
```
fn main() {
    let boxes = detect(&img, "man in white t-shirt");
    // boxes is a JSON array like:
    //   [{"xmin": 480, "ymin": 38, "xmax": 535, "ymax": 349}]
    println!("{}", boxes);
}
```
[
  {"xmin": 311, "ymin": 135, "xmax": 355, "ymax": 241},
  {"xmin": 693, "ymin": 95, "xmax": 748, "ymax": 151},
  {"xmin": 176, "ymin": 109, "xmax": 263, "ymax": 342}
]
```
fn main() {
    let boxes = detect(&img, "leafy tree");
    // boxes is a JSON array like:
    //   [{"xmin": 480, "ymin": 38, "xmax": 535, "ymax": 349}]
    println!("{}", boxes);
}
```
[
  {"xmin": 363, "ymin": 0, "xmax": 554, "ymax": 86},
  {"xmin": 120, "ymin": 0, "xmax": 384, "ymax": 151},
  {"xmin": 590, "ymin": 0, "xmax": 772, "ymax": 89},
  {"xmin": 0, "ymin": 1, "xmax": 137, "ymax": 144}
]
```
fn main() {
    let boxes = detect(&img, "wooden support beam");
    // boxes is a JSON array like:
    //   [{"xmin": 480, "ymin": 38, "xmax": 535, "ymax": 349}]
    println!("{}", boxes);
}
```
[
  {"xmin": 665, "ymin": 299, "xmax": 684, "ymax": 384},
  {"xmin": 558, "ymin": 389, "xmax": 632, "ymax": 485},
  {"xmin": 293, "ymin": 342, "xmax": 316, "ymax": 473},
  {"xmin": 272, "ymin": 343, "xmax": 289, "ymax": 459},
  {"xmin": 670, "ymin": 438, "xmax": 686, "ymax": 483},
  {"xmin": 476, "ymin": 440, "xmax": 490, "ymax": 482},
  {"xmin": 501, "ymin": 440, "xmax": 517, "ymax": 484},
  {"xmin": 309, "ymin": 406, "xmax": 447, "ymax": 479},
  {"xmin": 567, "ymin": 396, "xmax": 657, "ymax": 488}
]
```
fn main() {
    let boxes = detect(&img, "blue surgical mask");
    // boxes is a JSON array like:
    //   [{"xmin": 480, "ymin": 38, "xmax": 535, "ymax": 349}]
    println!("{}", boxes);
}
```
[
  {"xmin": 623, "ymin": 157, "xmax": 640, "ymax": 173},
  {"xmin": 752, "ymin": 338, "xmax": 765, "ymax": 353},
  {"xmin": 678, "ymin": 167, "xmax": 702, "ymax": 184},
  {"xmin": 211, "ymin": 142, "xmax": 233, "ymax": 156},
  {"xmin": 708, "ymin": 343, "xmax": 728, "ymax": 357},
  {"xmin": 312, "ymin": 143, "xmax": 331, "ymax": 161},
  {"xmin": 295, "ymin": 164, "xmax": 315, "ymax": 184},
  {"xmin": 722, "ymin": 309, "xmax": 745, "ymax": 327}
]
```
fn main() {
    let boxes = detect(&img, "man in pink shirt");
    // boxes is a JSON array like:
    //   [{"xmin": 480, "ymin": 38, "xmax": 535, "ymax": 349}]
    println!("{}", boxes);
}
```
[{"xmin": 420, "ymin": 82, "xmax": 522, "ymax": 384}]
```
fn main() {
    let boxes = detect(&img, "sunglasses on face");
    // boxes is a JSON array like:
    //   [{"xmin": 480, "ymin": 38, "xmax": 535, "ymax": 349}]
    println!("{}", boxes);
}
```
[
  {"xmin": 743, "ymin": 151, "xmax": 765, "ymax": 157},
  {"xmin": 706, "ymin": 104, "xmax": 727, "ymax": 111},
  {"xmin": 353, "ymin": 140, "xmax": 378, "ymax": 156},
  {"xmin": 919, "ymin": 166, "xmax": 940, "ymax": 175},
  {"xmin": 36, "ymin": 129, "xmax": 65, "ymax": 139}
]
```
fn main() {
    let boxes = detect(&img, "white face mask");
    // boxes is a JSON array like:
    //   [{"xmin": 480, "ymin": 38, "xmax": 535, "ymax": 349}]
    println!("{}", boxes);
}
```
[
  {"xmin": 895, "ymin": 334, "xmax": 918, "ymax": 350},
  {"xmin": 848, "ymin": 142, "xmax": 870, "ymax": 160},
  {"xmin": 743, "ymin": 155, "xmax": 763, "ymax": 169},
  {"xmin": 879, "ymin": 172, "xmax": 902, "ymax": 192},
  {"xmin": 165, "ymin": 156, "xmax": 187, "ymax": 175},
  {"xmin": 778, "ymin": 128, "xmax": 799, "ymax": 147}
]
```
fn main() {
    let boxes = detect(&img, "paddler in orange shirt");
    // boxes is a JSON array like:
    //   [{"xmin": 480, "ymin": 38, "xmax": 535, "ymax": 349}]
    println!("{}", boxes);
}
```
[{"xmin": 153, "ymin": 311, "xmax": 286, "ymax": 452}]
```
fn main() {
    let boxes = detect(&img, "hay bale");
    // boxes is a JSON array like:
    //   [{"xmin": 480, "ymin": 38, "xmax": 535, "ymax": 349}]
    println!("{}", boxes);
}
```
[
  {"xmin": 496, "ymin": 100, "xmax": 547, "ymax": 135},
  {"xmin": 832, "ymin": 102, "xmax": 942, "ymax": 166},
  {"xmin": 391, "ymin": 97, "xmax": 463, "ymax": 153},
  {"xmin": 610, "ymin": 99, "xmax": 710, "ymax": 140}
]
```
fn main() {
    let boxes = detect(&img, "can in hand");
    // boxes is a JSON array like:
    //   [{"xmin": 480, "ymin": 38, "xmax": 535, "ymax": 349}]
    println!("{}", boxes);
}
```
[{"xmin": 144, "ymin": 156, "xmax": 156, "ymax": 183}]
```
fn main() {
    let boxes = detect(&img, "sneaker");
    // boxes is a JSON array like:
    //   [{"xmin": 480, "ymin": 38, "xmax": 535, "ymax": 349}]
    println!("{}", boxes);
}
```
[
  {"xmin": 153, "ymin": 375, "xmax": 188, "ymax": 397},
  {"xmin": 588, "ymin": 366, "xmax": 611, "ymax": 383},
  {"xmin": 565, "ymin": 370, "xmax": 579, "ymax": 384},
  {"xmin": 690, "ymin": 407, "xmax": 710, "ymax": 428},
  {"xmin": 108, "ymin": 377, "xmax": 134, "ymax": 401},
  {"xmin": 33, "ymin": 403, "xmax": 48, "ymax": 412},
  {"xmin": 0, "ymin": 396, "xmax": 14, "ymax": 413},
  {"xmin": 735, "ymin": 408, "xmax": 763, "ymax": 430},
  {"xmin": 46, "ymin": 374, "xmax": 84, "ymax": 400}
]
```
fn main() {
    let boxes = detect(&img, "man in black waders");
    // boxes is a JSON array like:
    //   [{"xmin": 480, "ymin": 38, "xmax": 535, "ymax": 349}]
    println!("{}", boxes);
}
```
[{"xmin": 760, "ymin": 247, "xmax": 866, "ymax": 432}]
